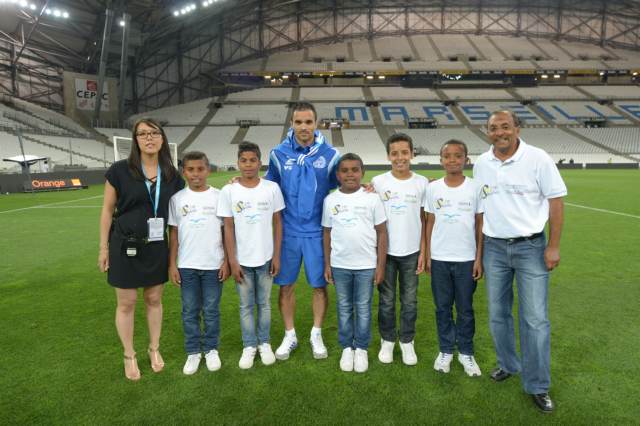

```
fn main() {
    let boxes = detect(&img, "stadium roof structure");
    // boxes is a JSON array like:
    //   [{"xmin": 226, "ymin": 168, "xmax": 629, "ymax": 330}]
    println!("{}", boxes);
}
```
[{"xmin": 2, "ymin": 0, "xmax": 640, "ymax": 112}]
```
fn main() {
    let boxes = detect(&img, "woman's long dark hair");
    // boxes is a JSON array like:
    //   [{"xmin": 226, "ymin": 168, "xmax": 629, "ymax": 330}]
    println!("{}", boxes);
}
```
[{"xmin": 127, "ymin": 118, "xmax": 177, "ymax": 182}]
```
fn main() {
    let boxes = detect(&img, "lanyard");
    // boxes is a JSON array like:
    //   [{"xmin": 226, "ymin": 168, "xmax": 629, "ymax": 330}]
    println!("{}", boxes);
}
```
[{"xmin": 142, "ymin": 164, "xmax": 161, "ymax": 217}]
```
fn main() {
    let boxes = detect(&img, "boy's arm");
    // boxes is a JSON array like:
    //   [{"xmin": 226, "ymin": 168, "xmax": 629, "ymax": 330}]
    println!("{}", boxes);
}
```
[
  {"xmin": 219, "ymin": 224, "xmax": 230, "ymax": 282},
  {"xmin": 417, "ymin": 207, "xmax": 427, "ymax": 274},
  {"xmin": 271, "ymin": 211, "xmax": 283, "ymax": 277},
  {"xmin": 374, "ymin": 222, "xmax": 388, "ymax": 285},
  {"xmin": 168, "ymin": 226, "xmax": 181, "ymax": 286},
  {"xmin": 425, "ymin": 212, "xmax": 435, "ymax": 275},
  {"xmin": 322, "ymin": 227, "xmax": 333, "ymax": 284},
  {"xmin": 473, "ymin": 213, "xmax": 484, "ymax": 281},
  {"xmin": 223, "ymin": 217, "xmax": 244, "ymax": 282}
]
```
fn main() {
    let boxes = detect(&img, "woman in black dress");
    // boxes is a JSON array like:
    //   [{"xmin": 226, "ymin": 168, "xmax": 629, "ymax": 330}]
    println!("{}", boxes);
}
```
[{"xmin": 98, "ymin": 118, "xmax": 184, "ymax": 380}]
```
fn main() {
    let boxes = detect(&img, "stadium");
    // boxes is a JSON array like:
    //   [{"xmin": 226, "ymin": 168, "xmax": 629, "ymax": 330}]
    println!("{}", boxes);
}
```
[{"xmin": 0, "ymin": 0, "xmax": 638, "ymax": 423}]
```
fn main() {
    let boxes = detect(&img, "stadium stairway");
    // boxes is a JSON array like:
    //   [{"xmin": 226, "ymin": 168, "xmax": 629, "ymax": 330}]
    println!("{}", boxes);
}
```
[
  {"xmin": 362, "ymin": 86, "xmax": 392, "ymax": 142},
  {"xmin": 426, "ymin": 35, "xmax": 445, "ymax": 60},
  {"xmin": 486, "ymin": 35, "xmax": 510, "ymax": 60},
  {"xmin": 464, "ymin": 34, "xmax": 488, "ymax": 60},
  {"xmin": 178, "ymin": 100, "xmax": 222, "ymax": 154},
  {"xmin": 529, "ymin": 104, "xmax": 556, "ymax": 126},
  {"xmin": 559, "ymin": 126, "xmax": 639, "ymax": 162},
  {"xmin": 6, "ymin": 101, "xmax": 88, "ymax": 138},
  {"xmin": 525, "ymin": 38, "xmax": 552, "ymax": 60},
  {"xmin": 330, "ymin": 128, "xmax": 345, "ymax": 147},
  {"xmin": 572, "ymin": 86, "xmax": 598, "ymax": 100},
  {"xmin": 230, "ymin": 126, "xmax": 250, "ymax": 145},
  {"xmin": 608, "ymin": 104, "xmax": 640, "ymax": 125},
  {"xmin": 406, "ymin": 36, "xmax": 423, "ymax": 61}
]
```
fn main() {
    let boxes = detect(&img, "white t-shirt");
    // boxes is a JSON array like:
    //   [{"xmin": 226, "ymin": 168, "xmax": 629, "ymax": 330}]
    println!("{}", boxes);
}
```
[
  {"xmin": 168, "ymin": 186, "xmax": 225, "ymax": 270},
  {"xmin": 425, "ymin": 177, "xmax": 483, "ymax": 262},
  {"xmin": 372, "ymin": 171, "xmax": 428, "ymax": 256},
  {"xmin": 473, "ymin": 140, "xmax": 567, "ymax": 239},
  {"xmin": 217, "ymin": 179, "xmax": 285, "ymax": 267},
  {"xmin": 321, "ymin": 188, "xmax": 387, "ymax": 270}
]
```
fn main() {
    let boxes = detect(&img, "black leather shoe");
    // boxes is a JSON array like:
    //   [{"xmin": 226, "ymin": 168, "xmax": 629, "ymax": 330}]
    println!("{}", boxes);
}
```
[
  {"xmin": 532, "ymin": 393, "xmax": 554, "ymax": 413},
  {"xmin": 490, "ymin": 367, "xmax": 512, "ymax": 382}
]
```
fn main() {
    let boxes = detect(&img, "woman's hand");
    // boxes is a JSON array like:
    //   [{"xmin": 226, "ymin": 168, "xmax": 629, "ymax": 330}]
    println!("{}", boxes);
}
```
[{"xmin": 98, "ymin": 247, "xmax": 109, "ymax": 273}]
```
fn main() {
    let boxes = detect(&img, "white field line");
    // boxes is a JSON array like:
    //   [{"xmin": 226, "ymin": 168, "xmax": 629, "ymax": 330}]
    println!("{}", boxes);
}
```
[
  {"xmin": 565, "ymin": 202, "xmax": 640, "ymax": 219},
  {"xmin": 34, "ymin": 205, "xmax": 103, "ymax": 209},
  {"xmin": 0, "ymin": 195, "xmax": 103, "ymax": 214}
]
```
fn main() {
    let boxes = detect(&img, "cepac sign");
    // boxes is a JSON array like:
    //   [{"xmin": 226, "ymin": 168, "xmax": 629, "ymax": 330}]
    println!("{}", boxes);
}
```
[
  {"xmin": 24, "ymin": 178, "xmax": 86, "ymax": 192},
  {"xmin": 75, "ymin": 79, "xmax": 110, "ymax": 111}
]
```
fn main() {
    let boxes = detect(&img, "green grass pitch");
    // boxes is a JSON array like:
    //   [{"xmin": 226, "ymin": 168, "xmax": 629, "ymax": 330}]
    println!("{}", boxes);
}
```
[{"xmin": 0, "ymin": 169, "xmax": 639, "ymax": 424}]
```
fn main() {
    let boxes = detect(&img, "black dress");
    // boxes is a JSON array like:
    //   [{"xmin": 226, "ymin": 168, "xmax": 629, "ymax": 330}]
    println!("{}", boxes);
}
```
[{"xmin": 105, "ymin": 160, "xmax": 184, "ymax": 289}]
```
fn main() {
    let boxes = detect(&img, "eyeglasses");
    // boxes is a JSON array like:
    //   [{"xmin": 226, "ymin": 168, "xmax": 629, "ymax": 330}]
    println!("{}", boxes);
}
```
[{"xmin": 135, "ymin": 130, "xmax": 162, "ymax": 139}]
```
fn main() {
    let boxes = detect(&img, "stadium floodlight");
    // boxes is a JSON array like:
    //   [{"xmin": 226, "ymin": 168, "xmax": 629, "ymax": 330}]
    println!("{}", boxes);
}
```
[
  {"xmin": 29, "ymin": 3, "xmax": 36, "ymax": 10},
  {"xmin": 53, "ymin": 9, "xmax": 60, "ymax": 17},
  {"xmin": 553, "ymin": 74, "xmax": 561, "ymax": 79},
  {"xmin": 119, "ymin": 19, "xmax": 125, "ymax": 26},
  {"xmin": 173, "ymin": 10, "xmax": 179, "ymax": 16},
  {"xmin": 62, "ymin": 11, "xmax": 68, "ymax": 18},
  {"xmin": 541, "ymin": 74, "xmax": 548, "ymax": 79},
  {"xmin": 19, "ymin": 0, "xmax": 26, "ymax": 7}
]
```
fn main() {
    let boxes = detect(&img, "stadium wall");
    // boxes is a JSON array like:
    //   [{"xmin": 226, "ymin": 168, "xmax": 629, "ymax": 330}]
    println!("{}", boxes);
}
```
[{"xmin": 0, "ymin": 170, "xmax": 107, "ymax": 194}]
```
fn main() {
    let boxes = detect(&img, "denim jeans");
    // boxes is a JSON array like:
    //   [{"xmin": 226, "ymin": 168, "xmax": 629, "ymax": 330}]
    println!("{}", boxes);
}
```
[
  {"xmin": 332, "ymin": 267, "xmax": 375, "ymax": 350},
  {"xmin": 483, "ymin": 233, "xmax": 551, "ymax": 395},
  {"xmin": 430, "ymin": 260, "xmax": 477, "ymax": 355},
  {"xmin": 235, "ymin": 261, "xmax": 272, "ymax": 348},
  {"xmin": 179, "ymin": 268, "xmax": 223, "ymax": 354},
  {"xmin": 378, "ymin": 251, "xmax": 419, "ymax": 343}
]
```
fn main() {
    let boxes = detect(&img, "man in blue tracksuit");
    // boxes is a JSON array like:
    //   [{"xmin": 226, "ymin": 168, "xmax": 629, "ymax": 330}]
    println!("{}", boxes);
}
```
[{"xmin": 265, "ymin": 102, "xmax": 340, "ymax": 361}]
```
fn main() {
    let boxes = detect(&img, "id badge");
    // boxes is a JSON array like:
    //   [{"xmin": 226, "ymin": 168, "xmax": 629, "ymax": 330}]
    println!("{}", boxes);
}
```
[{"xmin": 147, "ymin": 217, "xmax": 164, "ymax": 242}]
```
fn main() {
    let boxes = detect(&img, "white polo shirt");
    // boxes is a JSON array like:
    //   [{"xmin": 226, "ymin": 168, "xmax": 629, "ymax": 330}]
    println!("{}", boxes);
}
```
[{"xmin": 473, "ymin": 139, "xmax": 567, "ymax": 239}]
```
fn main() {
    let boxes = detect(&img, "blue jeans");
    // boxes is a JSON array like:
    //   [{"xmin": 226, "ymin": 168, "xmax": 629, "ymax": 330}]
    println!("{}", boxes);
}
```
[
  {"xmin": 430, "ymin": 260, "xmax": 477, "ymax": 355},
  {"xmin": 179, "ymin": 268, "xmax": 223, "ymax": 354},
  {"xmin": 378, "ymin": 252, "xmax": 419, "ymax": 343},
  {"xmin": 483, "ymin": 234, "xmax": 551, "ymax": 395},
  {"xmin": 332, "ymin": 267, "xmax": 375, "ymax": 350},
  {"xmin": 235, "ymin": 261, "xmax": 272, "ymax": 348}
]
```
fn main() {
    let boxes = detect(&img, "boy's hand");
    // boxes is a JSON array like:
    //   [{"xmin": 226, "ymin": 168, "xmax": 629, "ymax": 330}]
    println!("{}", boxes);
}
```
[
  {"xmin": 169, "ymin": 265, "xmax": 181, "ymax": 287},
  {"xmin": 231, "ymin": 262, "xmax": 244, "ymax": 283},
  {"xmin": 362, "ymin": 182, "xmax": 375, "ymax": 193},
  {"xmin": 324, "ymin": 265, "xmax": 333, "ymax": 284},
  {"xmin": 219, "ymin": 261, "xmax": 230, "ymax": 282},
  {"xmin": 472, "ymin": 260, "xmax": 483, "ymax": 281},
  {"xmin": 416, "ymin": 252, "xmax": 425, "ymax": 275},
  {"xmin": 270, "ymin": 257, "xmax": 281, "ymax": 277},
  {"xmin": 425, "ymin": 258, "xmax": 431, "ymax": 275},
  {"xmin": 374, "ymin": 268, "xmax": 384, "ymax": 286}
]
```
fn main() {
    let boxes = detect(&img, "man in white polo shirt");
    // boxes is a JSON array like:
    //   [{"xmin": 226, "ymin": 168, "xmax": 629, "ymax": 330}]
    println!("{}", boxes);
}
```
[{"xmin": 473, "ymin": 110, "xmax": 566, "ymax": 413}]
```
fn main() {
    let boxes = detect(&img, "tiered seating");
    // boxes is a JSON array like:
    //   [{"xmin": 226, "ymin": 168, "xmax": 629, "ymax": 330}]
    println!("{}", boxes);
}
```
[
  {"xmin": 341, "ymin": 129, "xmax": 387, "ymax": 164},
  {"xmin": 370, "ymin": 87, "xmax": 440, "ymax": 101},
  {"xmin": 226, "ymin": 88, "xmax": 292, "ymax": 102},
  {"xmin": 130, "ymin": 98, "xmax": 211, "ymax": 125},
  {"xmin": 375, "ymin": 37, "xmax": 413, "ymax": 60},
  {"xmin": 536, "ymin": 102, "xmax": 630, "ymax": 124},
  {"xmin": 308, "ymin": 43, "xmax": 349, "ymax": 61},
  {"xmin": 579, "ymin": 86, "xmax": 640, "ymax": 99},
  {"xmin": 458, "ymin": 102, "xmax": 545, "ymax": 125},
  {"xmin": 393, "ymin": 128, "xmax": 489, "ymax": 155},
  {"xmin": 528, "ymin": 38, "xmax": 572, "ymax": 61},
  {"xmin": 519, "ymin": 128, "xmax": 605, "ymax": 153},
  {"xmin": 443, "ymin": 89, "xmax": 514, "ymax": 100},
  {"xmin": 315, "ymin": 103, "xmax": 372, "ymax": 125},
  {"xmin": 379, "ymin": 102, "xmax": 460, "ymax": 125},
  {"xmin": 491, "ymin": 36, "xmax": 546, "ymax": 59},
  {"xmin": 409, "ymin": 35, "xmax": 441, "ymax": 61},
  {"xmin": 572, "ymin": 127, "xmax": 640, "ymax": 153},
  {"xmin": 210, "ymin": 104, "xmax": 288, "ymax": 125},
  {"xmin": 12, "ymin": 98, "xmax": 90, "ymax": 136},
  {"xmin": 351, "ymin": 39, "xmax": 373, "ymax": 62},
  {"xmin": 300, "ymin": 87, "xmax": 364, "ymax": 101},
  {"xmin": 515, "ymin": 86, "xmax": 586, "ymax": 100},
  {"xmin": 164, "ymin": 127, "xmax": 195, "ymax": 146},
  {"xmin": 471, "ymin": 36, "xmax": 504, "ymax": 60},
  {"xmin": 244, "ymin": 126, "xmax": 285, "ymax": 163},
  {"xmin": 430, "ymin": 34, "xmax": 477, "ymax": 57},
  {"xmin": 187, "ymin": 126, "xmax": 239, "ymax": 167}
]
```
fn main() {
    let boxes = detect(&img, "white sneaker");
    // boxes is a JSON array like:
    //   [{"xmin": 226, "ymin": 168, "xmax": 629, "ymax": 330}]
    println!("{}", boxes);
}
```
[
  {"xmin": 458, "ymin": 354, "xmax": 482, "ymax": 377},
  {"xmin": 258, "ymin": 343, "xmax": 276, "ymax": 366},
  {"xmin": 275, "ymin": 334, "xmax": 298, "ymax": 360},
  {"xmin": 378, "ymin": 339, "xmax": 394, "ymax": 364},
  {"xmin": 433, "ymin": 352, "xmax": 454, "ymax": 373},
  {"xmin": 310, "ymin": 332, "xmax": 328, "ymax": 359},
  {"xmin": 399, "ymin": 341, "xmax": 418, "ymax": 366},
  {"xmin": 183, "ymin": 353, "xmax": 202, "ymax": 375},
  {"xmin": 238, "ymin": 347, "xmax": 257, "ymax": 369},
  {"xmin": 204, "ymin": 349, "xmax": 221, "ymax": 371},
  {"xmin": 340, "ymin": 348, "xmax": 354, "ymax": 372},
  {"xmin": 354, "ymin": 348, "xmax": 369, "ymax": 373}
]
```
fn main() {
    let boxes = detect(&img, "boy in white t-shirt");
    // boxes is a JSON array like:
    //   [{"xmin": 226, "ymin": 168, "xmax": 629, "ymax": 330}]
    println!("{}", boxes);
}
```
[
  {"xmin": 371, "ymin": 133, "xmax": 428, "ymax": 366},
  {"xmin": 425, "ymin": 140, "xmax": 484, "ymax": 377},
  {"xmin": 168, "ymin": 151, "xmax": 230, "ymax": 375},
  {"xmin": 218, "ymin": 142, "xmax": 285, "ymax": 370},
  {"xmin": 322, "ymin": 153, "xmax": 387, "ymax": 373}
]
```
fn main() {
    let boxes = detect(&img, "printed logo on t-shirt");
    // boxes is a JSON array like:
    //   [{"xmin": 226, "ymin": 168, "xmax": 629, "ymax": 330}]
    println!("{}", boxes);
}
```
[
  {"xmin": 389, "ymin": 204, "xmax": 408, "ymax": 215},
  {"xmin": 234, "ymin": 201, "xmax": 251, "ymax": 213},
  {"xmin": 442, "ymin": 213, "xmax": 460, "ymax": 224},
  {"xmin": 312, "ymin": 156, "xmax": 326, "ymax": 169},
  {"xmin": 480, "ymin": 184, "xmax": 493, "ymax": 199},
  {"xmin": 381, "ymin": 190, "xmax": 399, "ymax": 201},
  {"xmin": 181, "ymin": 204, "xmax": 196, "ymax": 216},
  {"xmin": 331, "ymin": 204, "xmax": 348, "ymax": 215},
  {"xmin": 435, "ymin": 198, "xmax": 452, "ymax": 210}
]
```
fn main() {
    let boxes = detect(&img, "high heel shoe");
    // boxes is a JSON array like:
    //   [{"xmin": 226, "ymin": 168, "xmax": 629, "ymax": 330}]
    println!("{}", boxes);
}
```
[
  {"xmin": 148, "ymin": 346, "xmax": 165, "ymax": 373},
  {"xmin": 124, "ymin": 353, "xmax": 141, "ymax": 381}
]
